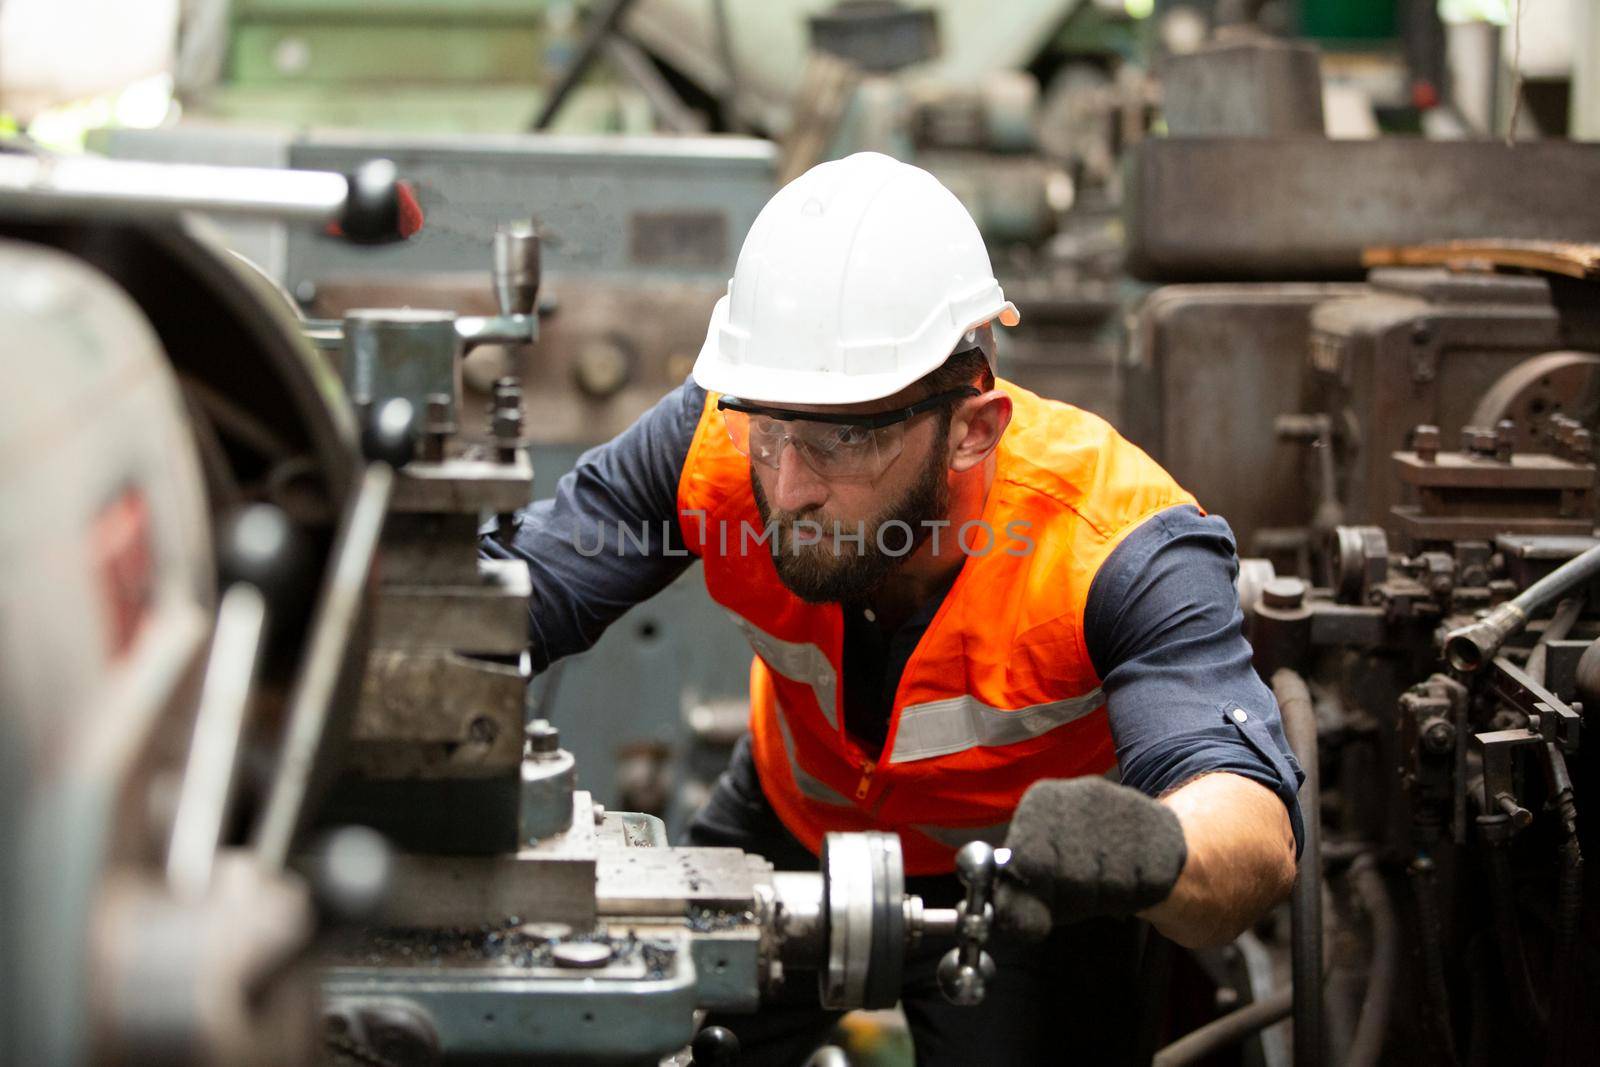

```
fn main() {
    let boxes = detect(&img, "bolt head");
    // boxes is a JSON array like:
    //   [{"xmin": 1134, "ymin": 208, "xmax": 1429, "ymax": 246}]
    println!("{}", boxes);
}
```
[
  {"xmin": 1421, "ymin": 718, "xmax": 1456, "ymax": 754},
  {"xmin": 1261, "ymin": 576, "xmax": 1308, "ymax": 610},
  {"xmin": 525, "ymin": 719, "xmax": 559, "ymax": 753}
]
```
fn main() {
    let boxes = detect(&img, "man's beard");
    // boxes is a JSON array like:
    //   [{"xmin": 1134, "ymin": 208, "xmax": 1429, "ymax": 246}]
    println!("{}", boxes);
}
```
[{"xmin": 751, "ymin": 443, "xmax": 950, "ymax": 604}]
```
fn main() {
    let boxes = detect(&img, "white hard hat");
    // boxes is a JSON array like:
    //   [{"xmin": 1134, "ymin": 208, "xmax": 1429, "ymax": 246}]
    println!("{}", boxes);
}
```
[{"xmin": 692, "ymin": 152, "xmax": 1019, "ymax": 406}]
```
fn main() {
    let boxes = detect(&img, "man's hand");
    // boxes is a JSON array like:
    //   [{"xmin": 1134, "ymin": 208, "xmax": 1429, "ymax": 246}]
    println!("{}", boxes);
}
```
[{"xmin": 994, "ymin": 777, "xmax": 1187, "ymax": 943}]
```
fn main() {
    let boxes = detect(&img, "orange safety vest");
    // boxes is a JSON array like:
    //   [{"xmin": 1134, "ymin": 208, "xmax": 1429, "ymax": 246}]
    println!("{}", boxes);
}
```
[{"xmin": 676, "ymin": 379, "xmax": 1198, "ymax": 874}]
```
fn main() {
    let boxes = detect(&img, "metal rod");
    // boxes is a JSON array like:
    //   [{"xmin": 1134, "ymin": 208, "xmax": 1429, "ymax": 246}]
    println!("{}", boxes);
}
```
[
  {"xmin": 0, "ymin": 153, "xmax": 347, "ymax": 223},
  {"xmin": 531, "ymin": 0, "xmax": 644, "ymax": 131},
  {"xmin": 253, "ymin": 464, "xmax": 394, "ymax": 870},
  {"xmin": 919, "ymin": 907, "xmax": 959, "ymax": 938},
  {"xmin": 165, "ymin": 583, "xmax": 268, "ymax": 899},
  {"xmin": 710, "ymin": 0, "xmax": 743, "ymax": 133},
  {"xmin": 603, "ymin": 36, "xmax": 705, "ymax": 133},
  {"xmin": 1273, "ymin": 668, "xmax": 1324, "ymax": 1067}
]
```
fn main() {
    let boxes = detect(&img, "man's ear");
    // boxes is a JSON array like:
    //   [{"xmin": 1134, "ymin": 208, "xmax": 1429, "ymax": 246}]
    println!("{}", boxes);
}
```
[{"xmin": 947, "ymin": 390, "xmax": 1012, "ymax": 473}]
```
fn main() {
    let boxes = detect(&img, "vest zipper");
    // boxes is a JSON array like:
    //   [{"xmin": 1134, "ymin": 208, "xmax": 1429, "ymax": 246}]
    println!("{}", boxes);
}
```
[{"xmin": 854, "ymin": 759, "xmax": 875, "ymax": 801}]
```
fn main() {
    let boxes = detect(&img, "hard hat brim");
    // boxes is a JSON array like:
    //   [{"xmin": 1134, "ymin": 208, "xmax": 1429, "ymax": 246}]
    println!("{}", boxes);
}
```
[{"xmin": 692, "ymin": 295, "xmax": 1019, "ymax": 406}]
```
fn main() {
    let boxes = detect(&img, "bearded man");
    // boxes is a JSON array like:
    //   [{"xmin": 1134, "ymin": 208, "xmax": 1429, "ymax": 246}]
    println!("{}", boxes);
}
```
[{"xmin": 482, "ymin": 153, "xmax": 1302, "ymax": 1065}]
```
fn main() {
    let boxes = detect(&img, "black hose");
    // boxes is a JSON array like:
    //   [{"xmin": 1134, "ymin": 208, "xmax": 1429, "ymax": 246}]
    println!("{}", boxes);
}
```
[
  {"xmin": 1446, "ymin": 543, "xmax": 1600, "ymax": 671},
  {"xmin": 1548, "ymin": 835, "xmax": 1584, "ymax": 1067},
  {"xmin": 1272, "ymin": 668, "xmax": 1323, "ymax": 1067},
  {"xmin": 1151, "ymin": 986, "xmax": 1293, "ymax": 1067},
  {"xmin": 1530, "ymin": 598, "xmax": 1585, "ymax": 1067},
  {"xmin": 1479, "ymin": 825, "xmax": 1548, "ymax": 1041},
  {"xmin": 1346, "ymin": 856, "xmax": 1398, "ymax": 1067},
  {"xmin": 1410, "ymin": 855, "xmax": 1461, "ymax": 1065}
]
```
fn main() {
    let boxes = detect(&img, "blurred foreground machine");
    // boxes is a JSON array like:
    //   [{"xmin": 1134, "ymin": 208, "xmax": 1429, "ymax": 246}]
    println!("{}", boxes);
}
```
[{"xmin": 0, "ymin": 150, "xmax": 997, "ymax": 1066}]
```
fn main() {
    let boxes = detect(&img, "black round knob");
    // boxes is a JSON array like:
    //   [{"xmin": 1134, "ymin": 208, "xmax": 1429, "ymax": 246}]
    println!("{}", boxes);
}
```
[
  {"xmin": 216, "ymin": 503, "xmax": 312, "ymax": 608},
  {"xmin": 362, "ymin": 397, "xmax": 417, "ymax": 468},
  {"xmin": 339, "ymin": 159, "xmax": 403, "ymax": 245},
  {"xmin": 690, "ymin": 1025, "xmax": 740, "ymax": 1065}
]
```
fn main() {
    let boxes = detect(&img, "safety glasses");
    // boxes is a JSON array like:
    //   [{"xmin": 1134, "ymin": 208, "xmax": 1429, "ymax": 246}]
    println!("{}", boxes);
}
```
[{"xmin": 717, "ymin": 386, "xmax": 979, "ymax": 481}]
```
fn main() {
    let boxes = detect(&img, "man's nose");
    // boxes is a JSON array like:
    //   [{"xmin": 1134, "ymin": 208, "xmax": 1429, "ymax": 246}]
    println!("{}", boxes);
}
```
[{"xmin": 772, "ymin": 441, "xmax": 828, "ymax": 513}]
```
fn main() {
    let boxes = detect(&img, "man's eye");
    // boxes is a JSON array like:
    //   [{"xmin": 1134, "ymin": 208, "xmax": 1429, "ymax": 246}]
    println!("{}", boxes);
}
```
[{"xmin": 834, "ymin": 426, "xmax": 874, "ymax": 448}]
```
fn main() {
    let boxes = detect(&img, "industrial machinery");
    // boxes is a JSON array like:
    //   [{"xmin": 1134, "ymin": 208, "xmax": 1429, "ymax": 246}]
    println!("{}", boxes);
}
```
[
  {"xmin": 0, "ymin": 147, "xmax": 1000, "ymax": 1066},
  {"xmin": 1125, "ymin": 246, "xmax": 1600, "ymax": 1064},
  {"xmin": 1114, "ymin": 41, "xmax": 1600, "ymax": 1060},
  {"xmin": 1239, "ymin": 406, "xmax": 1600, "ymax": 1064}
]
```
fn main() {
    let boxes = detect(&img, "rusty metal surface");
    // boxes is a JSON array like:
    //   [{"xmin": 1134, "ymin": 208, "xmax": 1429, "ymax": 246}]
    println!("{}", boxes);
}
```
[
  {"xmin": 1393, "ymin": 451, "xmax": 1595, "ymax": 490},
  {"xmin": 1125, "ymin": 139, "xmax": 1600, "ymax": 281},
  {"xmin": 1470, "ymin": 351, "xmax": 1600, "ymax": 445},
  {"xmin": 1363, "ymin": 239, "xmax": 1600, "ymax": 280},
  {"xmin": 1160, "ymin": 37, "xmax": 1325, "ymax": 137},
  {"xmin": 1305, "ymin": 269, "xmax": 1600, "ymax": 534},
  {"xmin": 349, "ymin": 650, "xmax": 524, "ymax": 776},
  {"xmin": 390, "ymin": 455, "xmax": 535, "ymax": 515},
  {"xmin": 1392, "ymin": 509, "xmax": 1594, "ymax": 542},
  {"xmin": 1122, "ymin": 282, "xmax": 1366, "ymax": 551},
  {"xmin": 373, "ymin": 559, "xmax": 530, "ymax": 653}
]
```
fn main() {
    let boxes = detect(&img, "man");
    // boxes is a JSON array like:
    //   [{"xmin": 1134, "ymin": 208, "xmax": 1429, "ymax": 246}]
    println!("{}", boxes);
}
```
[{"xmin": 484, "ymin": 152, "xmax": 1301, "ymax": 1065}]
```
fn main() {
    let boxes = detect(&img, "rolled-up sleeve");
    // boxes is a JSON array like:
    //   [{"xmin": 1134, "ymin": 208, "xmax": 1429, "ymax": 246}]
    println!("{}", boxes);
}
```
[
  {"xmin": 1083, "ymin": 504, "xmax": 1305, "ymax": 854},
  {"xmin": 480, "ymin": 377, "xmax": 706, "ymax": 670}
]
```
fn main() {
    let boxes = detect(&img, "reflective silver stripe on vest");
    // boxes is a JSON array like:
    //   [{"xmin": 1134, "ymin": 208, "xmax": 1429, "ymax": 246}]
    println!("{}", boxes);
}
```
[
  {"xmin": 888, "ymin": 689, "xmax": 1106, "ymax": 764},
  {"xmin": 774, "ymin": 699, "xmax": 853, "ymax": 807},
  {"xmin": 912, "ymin": 821, "xmax": 1011, "ymax": 849},
  {"xmin": 727, "ymin": 612, "xmax": 838, "ymax": 729}
]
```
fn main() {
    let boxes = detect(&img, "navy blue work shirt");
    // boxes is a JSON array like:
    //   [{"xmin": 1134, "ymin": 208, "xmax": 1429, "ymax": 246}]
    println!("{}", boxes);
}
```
[{"xmin": 481, "ymin": 378, "xmax": 1305, "ymax": 852}]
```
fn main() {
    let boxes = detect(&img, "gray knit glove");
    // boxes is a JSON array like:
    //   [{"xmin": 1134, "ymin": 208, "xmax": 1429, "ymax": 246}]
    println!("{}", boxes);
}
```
[{"xmin": 995, "ymin": 777, "xmax": 1188, "ymax": 943}]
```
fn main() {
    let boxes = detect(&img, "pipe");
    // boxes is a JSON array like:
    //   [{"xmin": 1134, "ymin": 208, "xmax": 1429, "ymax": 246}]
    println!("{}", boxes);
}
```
[
  {"xmin": 1346, "ymin": 856, "xmax": 1399, "ymax": 1067},
  {"xmin": 1445, "ymin": 543, "xmax": 1600, "ymax": 671},
  {"xmin": 1524, "ymin": 596, "xmax": 1583, "ymax": 684},
  {"xmin": 1272, "ymin": 668, "xmax": 1324, "ymax": 1067},
  {"xmin": 1152, "ymin": 986, "xmax": 1293, "ymax": 1067}
]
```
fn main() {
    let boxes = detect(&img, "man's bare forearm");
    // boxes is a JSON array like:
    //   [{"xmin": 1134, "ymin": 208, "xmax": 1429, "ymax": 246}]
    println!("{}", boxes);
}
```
[{"xmin": 1139, "ymin": 772, "xmax": 1297, "ymax": 948}]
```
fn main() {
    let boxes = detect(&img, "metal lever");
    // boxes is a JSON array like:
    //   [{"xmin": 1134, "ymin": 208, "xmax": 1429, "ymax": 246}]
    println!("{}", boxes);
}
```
[
  {"xmin": 456, "ymin": 223, "xmax": 541, "ymax": 349},
  {"xmin": 0, "ymin": 153, "xmax": 408, "ymax": 242},
  {"xmin": 253, "ymin": 399, "xmax": 415, "ymax": 870},
  {"xmin": 936, "ymin": 841, "xmax": 1005, "ymax": 1006},
  {"xmin": 166, "ymin": 505, "xmax": 308, "ymax": 898}
]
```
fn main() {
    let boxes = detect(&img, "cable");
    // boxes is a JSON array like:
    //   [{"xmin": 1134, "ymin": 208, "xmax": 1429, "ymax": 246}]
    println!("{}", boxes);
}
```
[
  {"xmin": 1152, "ymin": 987, "xmax": 1293, "ymax": 1067},
  {"xmin": 1273, "ymin": 668, "xmax": 1324, "ymax": 1067}
]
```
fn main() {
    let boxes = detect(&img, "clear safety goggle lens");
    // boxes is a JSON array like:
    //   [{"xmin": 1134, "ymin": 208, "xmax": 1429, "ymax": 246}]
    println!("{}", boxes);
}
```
[{"xmin": 723, "ymin": 409, "xmax": 906, "ymax": 481}]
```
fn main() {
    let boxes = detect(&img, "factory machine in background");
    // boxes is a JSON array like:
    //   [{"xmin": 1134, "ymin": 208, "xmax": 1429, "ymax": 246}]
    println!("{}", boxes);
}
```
[{"xmin": 1109, "ymin": 42, "xmax": 1600, "ymax": 1063}]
